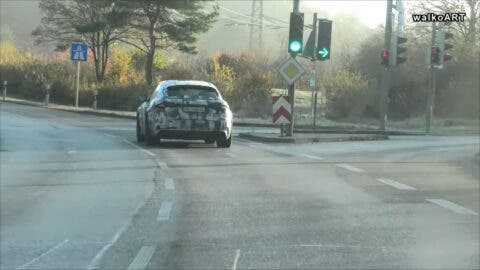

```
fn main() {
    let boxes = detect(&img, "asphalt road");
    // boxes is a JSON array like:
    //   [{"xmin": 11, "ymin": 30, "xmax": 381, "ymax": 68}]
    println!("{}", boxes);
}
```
[{"xmin": 1, "ymin": 102, "xmax": 479, "ymax": 270}]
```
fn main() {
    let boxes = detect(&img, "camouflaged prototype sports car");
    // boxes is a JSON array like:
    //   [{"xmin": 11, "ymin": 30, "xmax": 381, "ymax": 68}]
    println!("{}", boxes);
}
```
[{"xmin": 136, "ymin": 80, "xmax": 233, "ymax": 147}]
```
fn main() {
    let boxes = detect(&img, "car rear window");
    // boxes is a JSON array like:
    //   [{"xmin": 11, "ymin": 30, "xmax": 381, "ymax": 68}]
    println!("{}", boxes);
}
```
[{"xmin": 166, "ymin": 86, "xmax": 218, "ymax": 100}]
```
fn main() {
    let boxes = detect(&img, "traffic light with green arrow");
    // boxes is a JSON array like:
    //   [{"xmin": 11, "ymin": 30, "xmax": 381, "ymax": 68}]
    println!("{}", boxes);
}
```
[{"xmin": 316, "ymin": 19, "xmax": 332, "ymax": 61}]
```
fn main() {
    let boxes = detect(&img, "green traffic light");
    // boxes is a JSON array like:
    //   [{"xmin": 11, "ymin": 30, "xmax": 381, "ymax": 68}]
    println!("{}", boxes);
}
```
[
  {"xmin": 318, "ymin": 47, "xmax": 329, "ymax": 58},
  {"xmin": 289, "ymin": 40, "xmax": 302, "ymax": 53}
]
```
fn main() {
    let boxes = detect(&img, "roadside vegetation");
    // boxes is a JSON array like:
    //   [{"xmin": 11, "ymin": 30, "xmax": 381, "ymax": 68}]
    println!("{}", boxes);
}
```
[{"xmin": 0, "ymin": 0, "xmax": 478, "ymax": 128}]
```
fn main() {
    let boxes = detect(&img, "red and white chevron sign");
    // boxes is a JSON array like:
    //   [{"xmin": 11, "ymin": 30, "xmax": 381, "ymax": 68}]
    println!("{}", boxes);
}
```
[{"xmin": 272, "ymin": 96, "xmax": 292, "ymax": 124}]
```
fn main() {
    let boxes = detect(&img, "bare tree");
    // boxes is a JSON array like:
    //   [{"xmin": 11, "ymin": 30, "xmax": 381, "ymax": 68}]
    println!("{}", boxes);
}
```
[
  {"xmin": 412, "ymin": 0, "xmax": 479, "ymax": 44},
  {"xmin": 116, "ymin": 0, "xmax": 218, "ymax": 85},
  {"xmin": 33, "ymin": 0, "xmax": 130, "ymax": 82}
]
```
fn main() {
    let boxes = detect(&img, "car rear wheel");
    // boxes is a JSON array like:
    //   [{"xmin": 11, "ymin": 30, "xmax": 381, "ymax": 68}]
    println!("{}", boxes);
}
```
[
  {"xmin": 144, "ymin": 114, "xmax": 158, "ymax": 145},
  {"xmin": 217, "ymin": 135, "xmax": 232, "ymax": 148},
  {"xmin": 136, "ymin": 115, "xmax": 144, "ymax": 142}
]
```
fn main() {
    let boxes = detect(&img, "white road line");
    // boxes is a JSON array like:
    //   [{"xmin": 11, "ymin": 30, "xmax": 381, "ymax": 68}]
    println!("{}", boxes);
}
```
[
  {"xmin": 87, "ymin": 202, "xmax": 145, "ymax": 270},
  {"xmin": 301, "ymin": 154, "xmax": 323, "ymax": 160},
  {"xmin": 376, "ymin": 178, "xmax": 417, "ymax": 190},
  {"xmin": 103, "ymin": 133, "xmax": 117, "ymax": 138},
  {"xmin": 232, "ymin": 249, "xmax": 241, "ymax": 270},
  {"xmin": 426, "ymin": 199, "xmax": 478, "ymax": 215},
  {"xmin": 293, "ymin": 244, "xmax": 324, "ymax": 247},
  {"xmin": 127, "ymin": 246, "xmax": 156, "ymax": 270},
  {"xmin": 87, "ymin": 221, "xmax": 130, "ymax": 269},
  {"xmin": 165, "ymin": 178, "xmax": 175, "ymax": 190},
  {"xmin": 292, "ymin": 244, "xmax": 367, "ymax": 249},
  {"xmin": 67, "ymin": 150, "xmax": 77, "ymax": 154},
  {"xmin": 122, "ymin": 139, "xmax": 156, "ymax": 156},
  {"xmin": 157, "ymin": 201, "xmax": 173, "ymax": 221},
  {"xmin": 17, "ymin": 239, "xmax": 69, "ymax": 269},
  {"xmin": 336, "ymin": 163, "xmax": 365, "ymax": 173},
  {"xmin": 225, "ymin": 152, "xmax": 235, "ymax": 158}
]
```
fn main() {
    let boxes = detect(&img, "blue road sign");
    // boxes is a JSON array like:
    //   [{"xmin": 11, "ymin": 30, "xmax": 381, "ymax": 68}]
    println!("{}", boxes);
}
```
[{"xmin": 71, "ymin": 43, "xmax": 88, "ymax": 61}]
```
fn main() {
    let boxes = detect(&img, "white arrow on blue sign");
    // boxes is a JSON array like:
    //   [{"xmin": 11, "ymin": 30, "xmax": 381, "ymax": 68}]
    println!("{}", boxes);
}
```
[{"xmin": 71, "ymin": 42, "xmax": 88, "ymax": 62}]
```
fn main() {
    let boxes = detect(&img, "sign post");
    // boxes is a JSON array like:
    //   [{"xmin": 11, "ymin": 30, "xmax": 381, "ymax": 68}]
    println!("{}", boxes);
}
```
[
  {"xmin": 3, "ymin": 81, "xmax": 7, "ymax": 101},
  {"xmin": 93, "ymin": 90, "xmax": 98, "ymax": 110},
  {"xmin": 277, "ymin": 56, "xmax": 305, "ymax": 136},
  {"xmin": 70, "ymin": 42, "xmax": 88, "ymax": 108},
  {"xmin": 272, "ymin": 96, "xmax": 293, "ymax": 129},
  {"xmin": 45, "ymin": 84, "xmax": 51, "ymax": 107}
]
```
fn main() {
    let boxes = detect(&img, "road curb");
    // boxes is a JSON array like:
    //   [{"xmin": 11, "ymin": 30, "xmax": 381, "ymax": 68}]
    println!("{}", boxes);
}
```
[
  {"xmin": 2, "ymin": 99, "xmax": 477, "ymax": 135},
  {"xmin": 238, "ymin": 132, "xmax": 389, "ymax": 144}
]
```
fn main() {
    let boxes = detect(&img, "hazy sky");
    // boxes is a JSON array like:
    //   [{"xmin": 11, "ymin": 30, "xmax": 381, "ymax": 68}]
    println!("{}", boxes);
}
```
[
  {"xmin": 0, "ymin": 0, "xmax": 395, "ymax": 53},
  {"xmin": 303, "ymin": 1, "xmax": 387, "ymax": 28}
]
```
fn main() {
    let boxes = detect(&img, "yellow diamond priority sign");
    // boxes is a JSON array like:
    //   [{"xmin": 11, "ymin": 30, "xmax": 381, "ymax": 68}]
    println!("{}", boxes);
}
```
[{"xmin": 278, "ymin": 57, "xmax": 305, "ymax": 86}]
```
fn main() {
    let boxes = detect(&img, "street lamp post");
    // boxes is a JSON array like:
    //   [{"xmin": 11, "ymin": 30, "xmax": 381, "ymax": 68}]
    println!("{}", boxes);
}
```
[
  {"xmin": 45, "ymin": 84, "xmax": 51, "ymax": 107},
  {"xmin": 3, "ymin": 80, "xmax": 7, "ymax": 101}
]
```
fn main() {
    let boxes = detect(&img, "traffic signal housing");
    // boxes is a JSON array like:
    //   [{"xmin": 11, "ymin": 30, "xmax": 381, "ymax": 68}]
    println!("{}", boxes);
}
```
[
  {"xmin": 442, "ymin": 32, "xmax": 453, "ymax": 63},
  {"xmin": 288, "ymin": 12, "xmax": 304, "ymax": 54},
  {"xmin": 316, "ymin": 19, "xmax": 332, "ymax": 61},
  {"xmin": 431, "ymin": 47, "xmax": 440, "ymax": 66},
  {"xmin": 434, "ymin": 27, "xmax": 454, "ymax": 68},
  {"xmin": 381, "ymin": 49, "xmax": 389, "ymax": 67},
  {"xmin": 390, "ymin": 34, "xmax": 408, "ymax": 66}
]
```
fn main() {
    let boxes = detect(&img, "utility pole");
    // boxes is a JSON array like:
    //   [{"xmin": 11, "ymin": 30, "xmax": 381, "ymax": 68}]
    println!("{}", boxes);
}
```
[
  {"xmin": 311, "ymin": 13, "xmax": 318, "ymax": 127},
  {"xmin": 379, "ymin": 0, "xmax": 393, "ymax": 131},
  {"xmin": 286, "ymin": 0, "xmax": 299, "ymax": 136},
  {"xmin": 249, "ymin": 0, "xmax": 264, "ymax": 49},
  {"xmin": 426, "ymin": 22, "xmax": 437, "ymax": 133}
]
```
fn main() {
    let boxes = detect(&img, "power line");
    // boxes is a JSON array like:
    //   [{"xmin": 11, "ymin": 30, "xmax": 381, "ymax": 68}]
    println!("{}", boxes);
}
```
[
  {"xmin": 249, "ymin": 0, "xmax": 263, "ymax": 48},
  {"xmin": 218, "ymin": 5, "xmax": 282, "ymax": 29}
]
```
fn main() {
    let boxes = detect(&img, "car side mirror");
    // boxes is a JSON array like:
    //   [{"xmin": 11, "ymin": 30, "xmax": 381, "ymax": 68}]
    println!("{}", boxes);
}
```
[{"xmin": 138, "ymin": 96, "xmax": 147, "ymax": 103}]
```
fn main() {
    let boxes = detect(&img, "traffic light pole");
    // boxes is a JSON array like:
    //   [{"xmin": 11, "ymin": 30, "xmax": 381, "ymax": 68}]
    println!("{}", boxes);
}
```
[
  {"xmin": 311, "ymin": 12, "xmax": 318, "ymax": 128},
  {"xmin": 426, "ymin": 22, "xmax": 437, "ymax": 133},
  {"xmin": 286, "ymin": 0, "xmax": 300, "ymax": 137},
  {"xmin": 379, "ymin": 0, "xmax": 393, "ymax": 131}
]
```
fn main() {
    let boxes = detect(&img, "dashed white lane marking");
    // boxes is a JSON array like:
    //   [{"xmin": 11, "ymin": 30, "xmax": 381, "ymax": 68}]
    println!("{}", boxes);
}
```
[
  {"xmin": 127, "ymin": 246, "xmax": 156, "ymax": 270},
  {"xmin": 336, "ymin": 163, "xmax": 365, "ymax": 173},
  {"xmin": 232, "ymin": 249, "xmax": 241, "ymax": 270},
  {"xmin": 87, "ymin": 202, "xmax": 145, "ymax": 270},
  {"xmin": 122, "ymin": 139, "xmax": 156, "ymax": 157},
  {"xmin": 165, "ymin": 178, "xmax": 175, "ymax": 190},
  {"xmin": 157, "ymin": 201, "xmax": 173, "ymax": 221},
  {"xmin": 301, "ymin": 154, "xmax": 323, "ymax": 160},
  {"xmin": 17, "ymin": 239, "xmax": 69, "ymax": 269},
  {"xmin": 426, "ymin": 199, "xmax": 478, "ymax": 215},
  {"xmin": 376, "ymin": 178, "xmax": 417, "ymax": 190},
  {"xmin": 103, "ymin": 133, "xmax": 116, "ymax": 138},
  {"xmin": 225, "ymin": 152, "xmax": 235, "ymax": 158},
  {"xmin": 67, "ymin": 150, "xmax": 77, "ymax": 154}
]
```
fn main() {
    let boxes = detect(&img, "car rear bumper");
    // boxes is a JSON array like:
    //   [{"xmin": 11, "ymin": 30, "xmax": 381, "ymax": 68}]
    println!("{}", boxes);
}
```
[
  {"xmin": 156, "ymin": 129, "xmax": 231, "ymax": 140},
  {"xmin": 147, "ymin": 110, "xmax": 232, "ymax": 140}
]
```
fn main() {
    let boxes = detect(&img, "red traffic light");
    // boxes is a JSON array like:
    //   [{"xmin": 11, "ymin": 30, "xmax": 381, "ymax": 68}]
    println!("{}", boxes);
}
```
[
  {"xmin": 381, "ymin": 49, "xmax": 389, "ymax": 58},
  {"xmin": 381, "ymin": 49, "xmax": 389, "ymax": 66}
]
